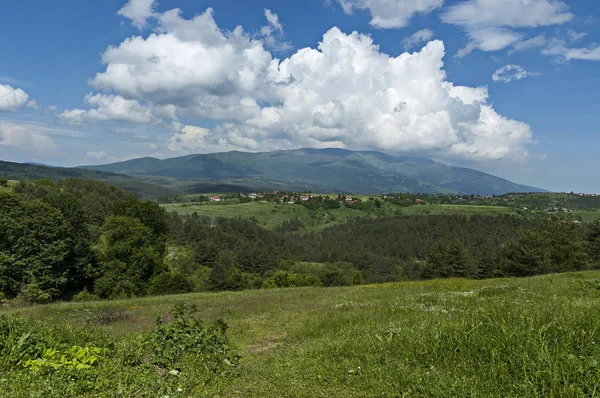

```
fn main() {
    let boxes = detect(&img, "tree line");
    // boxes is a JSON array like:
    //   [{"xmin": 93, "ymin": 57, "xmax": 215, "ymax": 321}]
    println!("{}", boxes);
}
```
[{"xmin": 1, "ymin": 179, "xmax": 599, "ymax": 302}]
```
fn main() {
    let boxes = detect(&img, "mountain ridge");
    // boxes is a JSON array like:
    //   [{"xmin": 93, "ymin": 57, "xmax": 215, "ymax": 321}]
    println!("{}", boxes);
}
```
[{"xmin": 80, "ymin": 148, "xmax": 547, "ymax": 195}]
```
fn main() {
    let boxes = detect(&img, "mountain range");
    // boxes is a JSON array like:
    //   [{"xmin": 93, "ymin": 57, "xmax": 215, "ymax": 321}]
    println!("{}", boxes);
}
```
[{"xmin": 79, "ymin": 148, "xmax": 545, "ymax": 196}]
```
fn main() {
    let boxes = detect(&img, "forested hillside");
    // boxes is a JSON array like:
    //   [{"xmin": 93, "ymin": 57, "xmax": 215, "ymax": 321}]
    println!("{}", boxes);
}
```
[{"xmin": 1, "ymin": 179, "xmax": 598, "ymax": 303}]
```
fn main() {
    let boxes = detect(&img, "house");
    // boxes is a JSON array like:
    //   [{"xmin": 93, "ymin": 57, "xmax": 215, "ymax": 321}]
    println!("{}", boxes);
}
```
[
  {"xmin": 209, "ymin": 195, "xmax": 222, "ymax": 202},
  {"xmin": 415, "ymin": 199, "xmax": 426, "ymax": 204},
  {"xmin": 248, "ymin": 193, "xmax": 258, "ymax": 199},
  {"xmin": 300, "ymin": 194, "xmax": 311, "ymax": 201},
  {"xmin": 345, "ymin": 197, "xmax": 354, "ymax": 202}
]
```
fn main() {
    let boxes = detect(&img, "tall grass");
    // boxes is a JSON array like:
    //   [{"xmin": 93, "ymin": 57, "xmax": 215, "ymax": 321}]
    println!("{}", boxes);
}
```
[{"xmin": 4, "ymin": 272, "xmax": 600, "ymax": 397}]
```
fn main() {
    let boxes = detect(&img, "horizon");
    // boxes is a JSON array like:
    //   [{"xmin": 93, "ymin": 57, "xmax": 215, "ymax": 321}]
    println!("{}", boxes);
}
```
[
  {"xmin": 6, "ymin": 146, "xmax": 600, "ymax": 194},
  {"xmin": 1, "ymin": 0, "xmax": 599, "ymax": 193}
]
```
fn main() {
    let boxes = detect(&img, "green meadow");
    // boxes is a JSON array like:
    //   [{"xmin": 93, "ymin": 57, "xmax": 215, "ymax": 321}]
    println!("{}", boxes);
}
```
[{"xmin": 4, "ymin": 271, "xmax": 600, "ymax": 397}]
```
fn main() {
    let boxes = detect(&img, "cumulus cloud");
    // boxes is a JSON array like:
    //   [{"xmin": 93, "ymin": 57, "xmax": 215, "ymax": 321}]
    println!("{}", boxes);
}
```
[
  {"xmin": 492, "ymin": 65, "xmax": 539, "ymax": 83},
  {"xmin": 86, "ymin": 151, "xmax": 108, "ymax": 159},
  {"xmin": 442, "ymin": 0, "xmax": 573, "ymax": 57},
  {"xmin": 403, "ymin": 29, "xmax": 434, "ymax": 50},
  {"xmin": 0, "ymin": 120, "xmax": 57, "ymax": 151},
  {"xmin": 0, "ymin": 84, "xmax": 36, "ymax": 112},
  {"xmin": 118, "ymin": 0, "xmax": 156, "ymax": 29},
  {"xmin": 88, "ymin": 4, "xmax": 533, "ymax": 161},
  {"xmin": 58, "ymin": 94, "xmax": 160, "ymax": 124},
  {"xmin": 336, "ymin": 0, "xmax": 444, "ymax": 29}
]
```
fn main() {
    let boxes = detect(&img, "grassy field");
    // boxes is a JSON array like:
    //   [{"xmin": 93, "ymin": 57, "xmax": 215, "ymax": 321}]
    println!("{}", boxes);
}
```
[
  {"xmin": 575, "ymin": 210, "xmax": 600, "ymax": 223},
  {"xmin": 162, "ymin": 201, "xmax": 381, "ymax": 230},
  {"xmin": 161, "ymin": 201, "xmax": 522, "ymax": 231},
  {"xmin": 6, "ymin": 271, "xmax": 600, "ymax": 397}
]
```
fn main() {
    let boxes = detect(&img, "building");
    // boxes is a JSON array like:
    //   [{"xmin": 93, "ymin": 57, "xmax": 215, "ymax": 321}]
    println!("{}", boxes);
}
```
[
  {"xmin": 248, "ymin": 193, "xmax": 258, "ymax": 199},
  {"xmin": 209, "ymin": 195, "xmax": 222, "ymax": 202},
  {"xmin": 300, "ymin": 194, "xmax": 311, "ymax": 201}
]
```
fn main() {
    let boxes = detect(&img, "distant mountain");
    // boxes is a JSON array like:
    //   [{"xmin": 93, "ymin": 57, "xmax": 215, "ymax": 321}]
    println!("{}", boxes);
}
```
[
  {"xmin": 80, "ymin": 148, "xmax": 547, "ymax": 195},
  {"xmin": 0, "ymin": 160, "xmax": 178, "ymax": 199}
]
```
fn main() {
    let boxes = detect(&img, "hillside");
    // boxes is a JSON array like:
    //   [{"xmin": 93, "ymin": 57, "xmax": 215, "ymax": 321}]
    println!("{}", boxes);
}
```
[
  {"xmin": 81, "ymin": 148, "xmax": 546, "ymax": 195},
  {"xmin": 6, "ymin": 272, "xmax": 600, "ymax": 397},
  {"xmin": 0, "ymin": 160, "xmax": 177, "ymax": 198}
]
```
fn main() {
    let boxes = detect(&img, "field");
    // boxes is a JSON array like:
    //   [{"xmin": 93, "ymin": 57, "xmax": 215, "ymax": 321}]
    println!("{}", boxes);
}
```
[
  {"xmin": 161, "ymin": 201, "xmax": 521, "ymax": 231},
  {"xmin": 6, "ymin": 271, "xmax": 600, "ymax": 397}
]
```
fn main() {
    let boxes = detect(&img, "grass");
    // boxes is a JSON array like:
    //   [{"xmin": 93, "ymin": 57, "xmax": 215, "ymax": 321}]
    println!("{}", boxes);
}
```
[
  {"xmin": 7, "ymin": 271, "xmax": 600, "ymax": 397},
  {"xmin": 161, "ymin": 201, "xmax": 522, "ymax": 231},
  {"xmin": 400, "ymin": 204, "xmax": 518, "ymax": 216},
  {"xmin": 161, "ymin": 201, "xmax": 378, "ymax": 230},
  {"xmin": 575, "ymin": 210, "xmax": 600, "ymax": 223}
]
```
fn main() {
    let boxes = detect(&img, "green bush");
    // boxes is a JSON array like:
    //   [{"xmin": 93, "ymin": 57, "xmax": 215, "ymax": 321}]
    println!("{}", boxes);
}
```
[
  {"xmin": 150, "ymin": 303, "xmax": 239, "ymax": 371},
  {"xmin": 148, "ymin": 273, "xmax": 193, "ymax": 296},
  {"xmin": 72, "ymin": 289, "xmax": 100, "ymax": 302},
  {"xmin": 18, "ymin": 283, "xmax": 52, "ymax": 305},
  {"xmin": 262, "ymin": 270, "xmax": 322, "ymax": 289}
]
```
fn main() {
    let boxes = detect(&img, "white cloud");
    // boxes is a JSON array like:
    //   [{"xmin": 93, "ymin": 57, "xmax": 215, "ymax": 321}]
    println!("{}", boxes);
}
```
[
  {"xmin": 509, "ymin": 35, "xmax": 547, "ymax": 53},
  {"xmin": 567, "ymin": 30, "xmax": 588, "ymax": 42},
  {"xmin": 0, "ymin": 84, "xmax": 35, "ymax": 112},
  {"xmin": 58, "ymin": 94, "xmax": 160, "ymax": 124},
  {"xmin": 260, "ymin": 9, "xmax": 293, "ymax": 52},
  {"xmin": 86, "ymin": 151, "xmax": 108, "ymax": 159},
  {"xmin": 403, "ymin": 29, "xmax": 434, "ymax": 50},
  {"xmin": 89, "ymin": 5, "xmax": 533, "ymax": 161},
  {"xmin": 543, "ymin": 39, "xmax": 600, "ymax": 61},
  {"xmin": 442, "ymin": 0, "xmax": 573, "ymax": 56},
  {"xmin": 492, "ymin": 65, "xmax": 539, "ymax": 83},
  {"xmin": 118, "ymin": 0, "xmax": 156, "ymax": 29},
  {"xmin": 0, "ymin": 120, "xmax": 57, "ymax": 152},
  {"xmin": 336, "ymin": 0, "xmax": 444, "ymax": 29}
]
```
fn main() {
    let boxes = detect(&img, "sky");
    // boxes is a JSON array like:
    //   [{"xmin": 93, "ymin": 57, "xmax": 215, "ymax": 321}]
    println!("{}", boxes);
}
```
[{"xmin": 0, "ymin": 0, "xmax": 598, "ymax": 193}]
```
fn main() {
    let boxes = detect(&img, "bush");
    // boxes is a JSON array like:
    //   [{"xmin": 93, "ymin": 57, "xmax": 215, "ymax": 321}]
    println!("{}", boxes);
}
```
[
  {"xmin": 0, "ymin": 178, "xmax": 8, "ymax": 187},
  {"xmin": 18, "ymin": 283, "xmax": 52, "ymax": 305},
  {"xmin": 148, "ymin": 273, "xmax": 194, "ymax": 296},
  {"xmin": 150, "ymin": 303, "xmax": 239, "ymax": 371},
  {"xmin": 72, "ymin": 289, "xmax": 100, "ymax": 302},
  {"xmin": 262, "ymin": 270, "xmax": 322, "ymax": 289}
]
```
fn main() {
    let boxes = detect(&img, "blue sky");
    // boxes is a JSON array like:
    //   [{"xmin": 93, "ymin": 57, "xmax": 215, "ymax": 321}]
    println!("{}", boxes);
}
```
[{"xmin": 0, "ymin": 0, "xmax": 598, "ymax": 192}]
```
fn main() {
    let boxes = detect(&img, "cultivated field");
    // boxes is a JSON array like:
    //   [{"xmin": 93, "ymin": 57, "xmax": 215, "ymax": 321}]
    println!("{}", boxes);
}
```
[{"xmin": 5, "ymin": 271, "xmax": 600, "ymax": 397}]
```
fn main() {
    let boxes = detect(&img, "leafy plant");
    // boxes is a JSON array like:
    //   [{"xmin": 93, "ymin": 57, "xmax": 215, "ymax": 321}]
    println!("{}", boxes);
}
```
[{"xmin": 150, "ymin": 303, "xmax": 239, "ymax": 372}]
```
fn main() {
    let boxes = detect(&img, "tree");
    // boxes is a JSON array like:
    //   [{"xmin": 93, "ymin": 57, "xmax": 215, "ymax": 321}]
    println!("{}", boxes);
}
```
[
  {"xmin": 94, "ymin": 216, "xmax": 165, "ymax": 298},
  {"xmin": 500, "ymin": 217, "xmax": 590, "ymax": 277},
  {"xmin": 0, "ymin": 193, "xmax": 72, "ymax": 299},
  {"xmin": 423, "ymin": 240, "xmax": 477, "ymax": 279},
  {"xmin": 208, "ymin": 250, "xmax": 245, "ymax": 291}
]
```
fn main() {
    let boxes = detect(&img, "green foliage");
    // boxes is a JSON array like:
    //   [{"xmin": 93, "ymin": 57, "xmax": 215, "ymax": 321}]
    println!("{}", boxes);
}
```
[
  {"xmin": 72, "ymin": 289, "xmax": 100, "ymax": 302},
  {"xmin": 94, "ymin": 216, "xmax": 166, "ymax": 299},
  {"xmin": 0, "ymin": 304, "xmax": 239, "ymax": 396},
  {"xmin": 148, "ymin": 273, "xmax": 194, "ymax": 296},
  {"xmin": 18, "ymin": 283, "xmax": 53, "ymax": 305},
  {"xmin": 208, "ymin": 250, "xmax": 247, "ymax": 291},
  {"xmin": 0, "ymin": 193, "xmax": 73, "ymax": 299},
  {"xmin": 0, "ymin": 178, "xmax": 7, "ymax": 187},
  {"xmin": 423, "ymin": 240, "xmax": 478, "ymax": 279},
  {"xmin": 500, "ymin": 217, "xmax": 590, "ymax": 276},
  {"xmin": 23, "ymin": 345, "xmax": 104, "ymax": 371},
  {"xmin": 150, "ymin": 303, "xmax": 239, "ymax": 371},
  {"xmin": 262, "ymin": 270, "xmax": 322, "ymax": 289}
]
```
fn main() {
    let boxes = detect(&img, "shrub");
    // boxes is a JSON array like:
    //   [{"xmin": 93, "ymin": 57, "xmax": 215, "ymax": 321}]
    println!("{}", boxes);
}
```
[
  {"xmin": 72, "ymin": 289, "xmax": 100, "ymax": 302},
  {"xmin": 18, "ymin": 283, "xmax": 52, "ymax": 305},
  {"xmin": 262, "ymin": 270, "xmax": 322, "ymax": 289},
  {"xmin": 148, "ymin": 273, "xmax": 194, "ymax": 296},
  {"xmin": 150, "ymin": 303, "xmax": 239, "ymax": 372}
]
